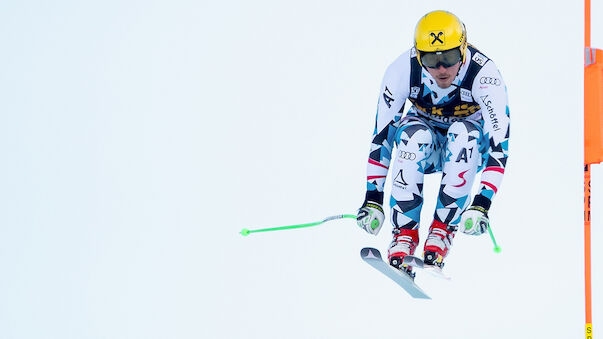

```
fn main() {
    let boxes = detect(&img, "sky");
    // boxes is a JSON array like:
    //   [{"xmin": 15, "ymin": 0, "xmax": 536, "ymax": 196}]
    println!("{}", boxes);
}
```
[{"xmin": 0, "ymin": 0, "xmax": 602, "ymax": 338}]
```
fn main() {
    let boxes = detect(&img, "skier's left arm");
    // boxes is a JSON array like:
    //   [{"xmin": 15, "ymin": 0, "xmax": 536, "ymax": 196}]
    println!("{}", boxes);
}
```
[{"xmin": 461, "ymin": 60, "xmax": 510, "ymax": 235}]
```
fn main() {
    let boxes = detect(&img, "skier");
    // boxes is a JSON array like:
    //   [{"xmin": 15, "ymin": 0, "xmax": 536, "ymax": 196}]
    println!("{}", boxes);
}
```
[{"xmin": 356, "ymin": 10, "xmax": 509, "ymax": 276}]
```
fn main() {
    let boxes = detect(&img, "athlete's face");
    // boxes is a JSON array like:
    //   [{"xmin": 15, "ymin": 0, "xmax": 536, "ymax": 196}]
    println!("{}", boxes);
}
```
[{"xmin": 426, "ymin": 62, "xmax": 461, "ymax": 88}]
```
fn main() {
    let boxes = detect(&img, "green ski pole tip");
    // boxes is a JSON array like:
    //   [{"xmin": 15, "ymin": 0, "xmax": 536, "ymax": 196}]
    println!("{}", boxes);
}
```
[
  {"xmin": 494, "ymin": 246, "xmax": 501, "ymax": 253},
  {"xmin": 240, "ymin": 228, "xmax": 250, "ymax": 236}
]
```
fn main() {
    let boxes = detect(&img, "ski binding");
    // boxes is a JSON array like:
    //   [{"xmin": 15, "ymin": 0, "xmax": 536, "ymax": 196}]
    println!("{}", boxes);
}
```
[
  {"xmin": 402, "ymin": 255, "xmax": 451, "ymax": 280},
  {"xmin": 360, "ymin": 247, "xmax": 430, "ymax": 299}
]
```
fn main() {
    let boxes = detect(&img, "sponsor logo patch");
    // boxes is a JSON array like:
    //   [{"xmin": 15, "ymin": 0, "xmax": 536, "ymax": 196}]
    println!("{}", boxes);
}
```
[
  {"xmin": 452, "ymin": 170, "xmax": 469, "ymax": 187},
  {"xmin": 472, "ymin": 52, "xmax": 488, "ymax": 66},
  {"xmin": 398, "ymin": 150, "xmax": 417, "ymax": 160},
  {"xmin": 479, "ymin": 77, "xmax": 501, "ymax": 86},
  {"xmin": 460, "ymin": 88, "xmax": 472, "ymax": 102},
  {"xmin": 480, "ymin": 95, "xmax": 502, "ymax": 132},
  {"xmin": 382, "ymin": 86, "xmax": 394, "ymax": 108},
  {"xmin": 393, "ymin": 169, "xmax": 408, "ymax": 188},
  {"xmin": 410, "ymin": 86, "xmax": 420, "ymax": 99}
]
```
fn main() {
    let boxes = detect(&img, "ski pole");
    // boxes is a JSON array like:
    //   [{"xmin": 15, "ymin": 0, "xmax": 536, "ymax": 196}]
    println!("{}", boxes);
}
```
[
  {"xmin": 240, "ymin": 214, "xmax": 356, "ymax": 236},
  {"xmin": 488, "ymin": 225, "xmax": 502, "ymax": 253},
  {"xmin": 465, "ymin": 219, "xmax": 501, "ymax": 253}
]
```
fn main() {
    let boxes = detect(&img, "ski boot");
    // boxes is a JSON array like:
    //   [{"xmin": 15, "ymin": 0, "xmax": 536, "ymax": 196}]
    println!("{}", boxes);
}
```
[
  {"xmin": 423, "ymin": 220, "xmax": 456, "ymax": 269},
  {"xmin": 388, "ymin": 228, "xmax": 419, "ymax": 280}
]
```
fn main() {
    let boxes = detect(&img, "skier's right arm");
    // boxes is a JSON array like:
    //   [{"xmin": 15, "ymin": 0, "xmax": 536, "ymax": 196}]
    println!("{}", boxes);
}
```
[{"xmin": 358, "ymin": 52, "xmax": 411, "ymax": 235}]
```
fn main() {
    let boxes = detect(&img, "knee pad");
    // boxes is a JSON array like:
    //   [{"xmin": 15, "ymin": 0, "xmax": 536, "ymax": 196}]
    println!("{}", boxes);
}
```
[
  {"xmin": 447, "ymin": 121, "xmax": 482, "ymax": 145},
  {"xmin": 446, "ymin": 121, "xmax": 482, "ymax": 163},
  {"xmin": 396, "ymin": 121, "xmax": 435, "ymax": 156}
]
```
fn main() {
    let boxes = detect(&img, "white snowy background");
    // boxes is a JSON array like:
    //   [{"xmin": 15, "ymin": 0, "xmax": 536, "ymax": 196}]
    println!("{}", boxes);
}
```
[{"xmin": 0, "ymin": 0, "xmax": 602, "ymax": 338}]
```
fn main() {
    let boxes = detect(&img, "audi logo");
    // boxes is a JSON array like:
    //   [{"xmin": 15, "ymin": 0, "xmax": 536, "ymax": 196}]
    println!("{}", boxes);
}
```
[
  {"xmin": 479, "ymin": 77, "xmax": 501, "ymax": 86},
  {"xmin": 398, "ymin": 151, "xmax": 416, "ymax": 160}
]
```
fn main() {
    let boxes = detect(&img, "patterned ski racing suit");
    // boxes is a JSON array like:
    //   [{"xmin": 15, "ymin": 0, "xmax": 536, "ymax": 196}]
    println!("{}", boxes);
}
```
[{"xmin": 364, "ymin": 45, "xmax": 509, "ymax": 257}]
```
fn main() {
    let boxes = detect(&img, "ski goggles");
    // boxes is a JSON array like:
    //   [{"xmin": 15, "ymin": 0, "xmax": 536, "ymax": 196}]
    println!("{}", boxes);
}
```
[{"xmin": 420, "ymin": 48, "xmax": 462, "ymax": 68}]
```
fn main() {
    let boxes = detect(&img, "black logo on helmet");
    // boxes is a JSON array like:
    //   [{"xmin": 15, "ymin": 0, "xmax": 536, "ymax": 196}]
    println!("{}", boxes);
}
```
[{"xmin": 429, "ymin": 31, "xmax": 445, "ymax": 46}]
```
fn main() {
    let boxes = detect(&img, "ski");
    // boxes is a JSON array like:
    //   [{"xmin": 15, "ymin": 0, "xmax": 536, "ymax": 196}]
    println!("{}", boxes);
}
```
[
  {"xmin": 402, "ymin": 255, "xmax": 451, "ymax": 280},
  {"xmin": 360, "ymin": 247, "xmax": 431, "ymax": 299}
]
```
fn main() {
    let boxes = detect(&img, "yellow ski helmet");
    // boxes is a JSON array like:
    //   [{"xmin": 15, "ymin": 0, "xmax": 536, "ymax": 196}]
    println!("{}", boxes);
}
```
[{"xmin": 414, "ymin": 10, "xmax": 467, "ymax": 67}]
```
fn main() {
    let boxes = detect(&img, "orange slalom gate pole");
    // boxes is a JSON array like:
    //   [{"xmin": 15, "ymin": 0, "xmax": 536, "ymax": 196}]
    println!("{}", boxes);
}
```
[
  {"xmin": 585, "ymin": 166, "xmax": 593, "ymax": 338},
  {"xmin": 584, "ymin": 0, "xmax": 603, "ymax": 335},
  {"xmin": 586, "ymin": 0, "xmax": 590, "ymax": 47},
  {"xmin": 585, "ymin": 0, "xmax": 593, "ymax": 337}
]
